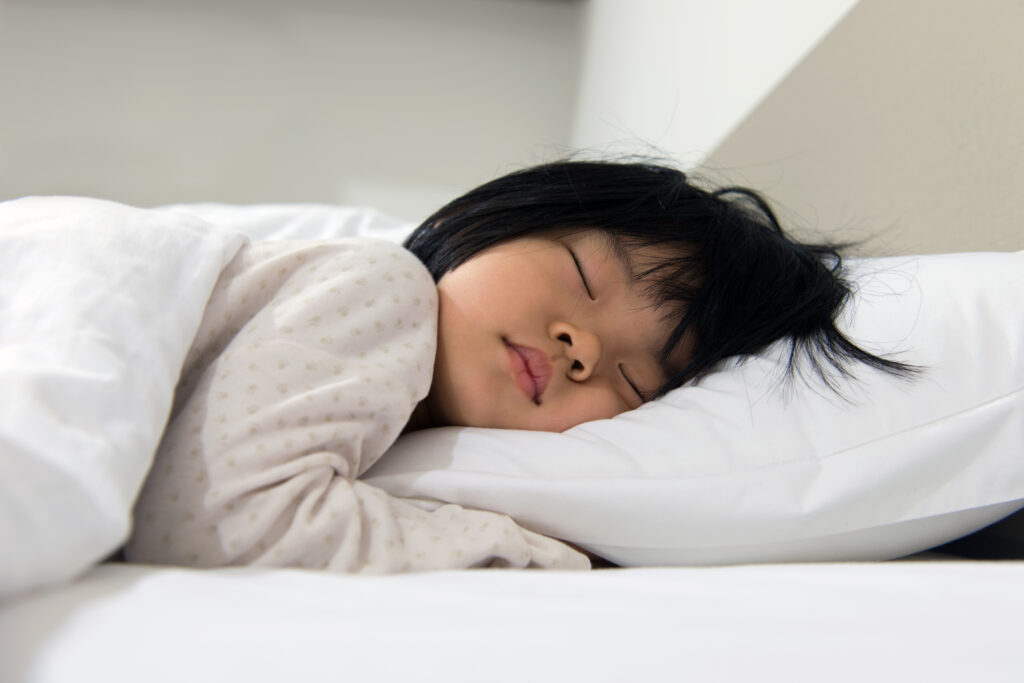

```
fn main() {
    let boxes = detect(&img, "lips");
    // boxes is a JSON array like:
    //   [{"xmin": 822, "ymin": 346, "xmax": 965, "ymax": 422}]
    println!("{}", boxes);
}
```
[{"xmin": 505, "ymin": 341, "xmax": 552, "ymax": 404}]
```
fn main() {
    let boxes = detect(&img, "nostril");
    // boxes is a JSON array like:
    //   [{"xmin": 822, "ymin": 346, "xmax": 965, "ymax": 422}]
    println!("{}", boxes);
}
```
[
  {"xmin": 571, "ymin": 360, "xmax": 583, "ymax": 371},
  {"xmin": 558, "ymin": 333, "xmax": 572, "ymax": 345}
]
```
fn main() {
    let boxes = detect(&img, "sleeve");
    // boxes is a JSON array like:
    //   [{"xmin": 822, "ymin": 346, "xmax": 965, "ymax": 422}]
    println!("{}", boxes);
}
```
[{"xmin": 126, "ymin": 238, "xmax": 588, "ymax": 573}]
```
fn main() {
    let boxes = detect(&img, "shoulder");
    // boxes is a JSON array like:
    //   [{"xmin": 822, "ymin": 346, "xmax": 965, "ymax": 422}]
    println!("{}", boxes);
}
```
[
  {"xmin": 343, "ymin": 238, "xmax": 436, "ymax": 293},
  {"xmin": 247, "ymin": 236, "xmax": 429, "ymax": 277},
  {"xmin": 318, "ymin": 238, "xmax": 437, "ymax": 319},
  {"xmin": 240, "ymin": 237, "xmax": 436, "ymax": 310},
  {"xmin": 267, "ymin": 238, "xmax": 437, "ymax": 360},
  {"xmin": 307, "ymin": 238, "xmax": 434, "ymax": 297}
]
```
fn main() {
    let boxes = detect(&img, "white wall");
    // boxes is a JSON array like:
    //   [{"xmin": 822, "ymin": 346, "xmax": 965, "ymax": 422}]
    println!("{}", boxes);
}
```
[
  {"xmin": 571, "ymin": 0, "xmax": 860, "ymax": 167},
  {"xmin": 1, "ymin": 0, "xmax": 865, "ymax": 219},
  {"xmin": 0, "ymin": 0, "xmax": 583, "ymax": 222}
]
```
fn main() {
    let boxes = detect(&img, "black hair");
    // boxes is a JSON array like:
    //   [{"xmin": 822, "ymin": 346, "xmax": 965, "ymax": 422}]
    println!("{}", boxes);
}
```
[{"xmin": 404, "ymin": 159, "xmax": 917, "ymax": 397}]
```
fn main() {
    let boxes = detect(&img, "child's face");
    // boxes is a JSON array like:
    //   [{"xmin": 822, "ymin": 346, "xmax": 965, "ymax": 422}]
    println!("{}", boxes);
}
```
[{"xmin": 422, "ymin": 230, "xmax": 691, "ymax": 431}]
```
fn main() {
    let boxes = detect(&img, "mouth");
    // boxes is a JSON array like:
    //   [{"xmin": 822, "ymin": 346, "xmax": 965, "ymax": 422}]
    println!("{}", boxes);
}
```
[{"xmin": 504, "ymin": 340, "xmax": 552, "ymax": 404}]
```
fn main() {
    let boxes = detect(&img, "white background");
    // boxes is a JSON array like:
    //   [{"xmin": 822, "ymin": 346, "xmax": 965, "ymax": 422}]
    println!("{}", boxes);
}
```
[{"xmin": 1, "ymin": 0, "xmax": 857, "ymax": 222}]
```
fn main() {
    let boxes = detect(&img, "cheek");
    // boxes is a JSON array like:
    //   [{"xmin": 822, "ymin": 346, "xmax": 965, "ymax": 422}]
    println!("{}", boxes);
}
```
[
  {"xmin": 430, "ymin": 324, "xmax": 487, "ymax": 426},
  {"xmin": 427, "ymin": 353, "xmax": 484, "ymax": 428},
  {"xmin": 545, "ymin": 390, "xmax": 626, "ymax": 432},
  {"xmin": 439, "ymin": 250, "xmax": 554, "ymax": 315}
]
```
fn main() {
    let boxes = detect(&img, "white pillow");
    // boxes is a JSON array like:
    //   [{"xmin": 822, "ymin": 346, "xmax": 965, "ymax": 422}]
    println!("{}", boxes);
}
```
[
  {"xmin": 365, "ymin": 251, "xmax": 1024, "ymax": 565},
  {"xmin": 0, "ymin": 197, "xmax": 244, "ymax": 597}
]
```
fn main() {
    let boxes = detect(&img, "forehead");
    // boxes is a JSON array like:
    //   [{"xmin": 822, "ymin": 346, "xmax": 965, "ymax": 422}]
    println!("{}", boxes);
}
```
[{"xmin": 560, "ymin": 229, "xmax": 672, "ymax": 281}]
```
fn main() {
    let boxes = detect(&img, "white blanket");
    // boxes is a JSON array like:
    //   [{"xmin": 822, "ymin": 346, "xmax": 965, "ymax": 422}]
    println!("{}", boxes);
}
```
[{"xmin": 0, "ymin": 197, "xmax": 245, "ymax": 597}]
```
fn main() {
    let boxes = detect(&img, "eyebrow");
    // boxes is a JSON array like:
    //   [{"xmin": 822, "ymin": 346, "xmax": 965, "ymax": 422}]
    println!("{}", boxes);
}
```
[{"xmin": 598, "ymin": 232, "xmax": 639, "ymax": 281}]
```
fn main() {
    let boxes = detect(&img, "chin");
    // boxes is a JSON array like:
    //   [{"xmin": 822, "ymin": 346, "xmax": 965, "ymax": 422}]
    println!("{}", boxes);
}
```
[
  {"xmin": 467, "ymin": 410, "xmax": 521, "ymax": 430},
  {"xmin": 440, "ymin": 403, "xmax": 497, "ymax": 430}
]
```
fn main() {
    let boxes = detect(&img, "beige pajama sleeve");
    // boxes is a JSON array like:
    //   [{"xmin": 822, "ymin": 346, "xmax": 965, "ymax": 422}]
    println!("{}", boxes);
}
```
[{"xmin": 126, "ymin": 237, "xmax": 588, "ymax": 572}]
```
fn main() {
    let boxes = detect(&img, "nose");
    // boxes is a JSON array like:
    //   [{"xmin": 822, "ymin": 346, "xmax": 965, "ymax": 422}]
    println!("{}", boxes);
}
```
[{"xmin": 549, "ymin": 321, "xmax": 601, "ymax": 381}]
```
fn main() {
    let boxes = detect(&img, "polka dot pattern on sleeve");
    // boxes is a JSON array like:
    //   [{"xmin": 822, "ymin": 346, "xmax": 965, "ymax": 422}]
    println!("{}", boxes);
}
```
[{"xmin": 127, "ymin": 239, "xmax": 436, "ymax": 565}]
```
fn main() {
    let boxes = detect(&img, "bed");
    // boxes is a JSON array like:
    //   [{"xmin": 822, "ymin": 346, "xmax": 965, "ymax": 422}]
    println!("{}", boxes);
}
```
[
  {"xmin": 3, "ymin": 560, "xmax": 1023, "ymax": 682},
  {"xmin": 2, "ymin": 195, "xmax": 1022, "ymax": 683},
  {"xmin": 3, "ymin": 1, "xmax": 1024, "ymax": 680}
]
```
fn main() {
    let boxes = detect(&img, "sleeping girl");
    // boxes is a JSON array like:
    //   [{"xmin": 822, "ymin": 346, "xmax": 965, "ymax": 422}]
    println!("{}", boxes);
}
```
[{"xmin": 125, "ymin": 159, "xmax": 912, "ymax": 572}]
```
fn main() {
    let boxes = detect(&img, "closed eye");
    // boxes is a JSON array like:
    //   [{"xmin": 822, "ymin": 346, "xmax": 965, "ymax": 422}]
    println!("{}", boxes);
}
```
[
  {"xmin": 566, "ymin": 246, "xmax": 594, "ymax": 299},
  {"xmin": 619, "ymin": 364, "xmax": 648, "ymax": 403}
]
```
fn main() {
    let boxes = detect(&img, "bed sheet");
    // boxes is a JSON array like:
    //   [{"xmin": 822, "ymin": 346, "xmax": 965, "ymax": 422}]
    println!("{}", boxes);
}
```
[{"xmin": 2, "ymin": 560, "xmax": 1022, "ymax": 683}]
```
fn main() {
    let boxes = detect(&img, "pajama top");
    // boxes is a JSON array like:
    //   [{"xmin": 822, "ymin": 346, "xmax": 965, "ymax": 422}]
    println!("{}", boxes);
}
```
[{"xmin": 125, "ymin": 238, "xmax": 588, "ymax": 572}]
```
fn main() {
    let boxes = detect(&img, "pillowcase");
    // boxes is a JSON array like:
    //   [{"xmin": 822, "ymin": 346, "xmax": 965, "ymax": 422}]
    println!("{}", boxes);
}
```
[
  {"xmin": 0, "ymin": 196, "xmax": 244, "ymax": 597},
  {"xmin": 364, "ymin": 251, "xmax": 1024, "ymax": 565}
]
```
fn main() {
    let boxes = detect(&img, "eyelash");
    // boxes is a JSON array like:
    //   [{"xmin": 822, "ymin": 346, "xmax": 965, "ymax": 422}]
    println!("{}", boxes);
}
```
[
  {"xmin": 566, "ymin": 246, "xmax": 594, "ymax": 299},
  {"xmin": 619, "ymin": 364, "xmax": 646, "ymax": 402}
]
